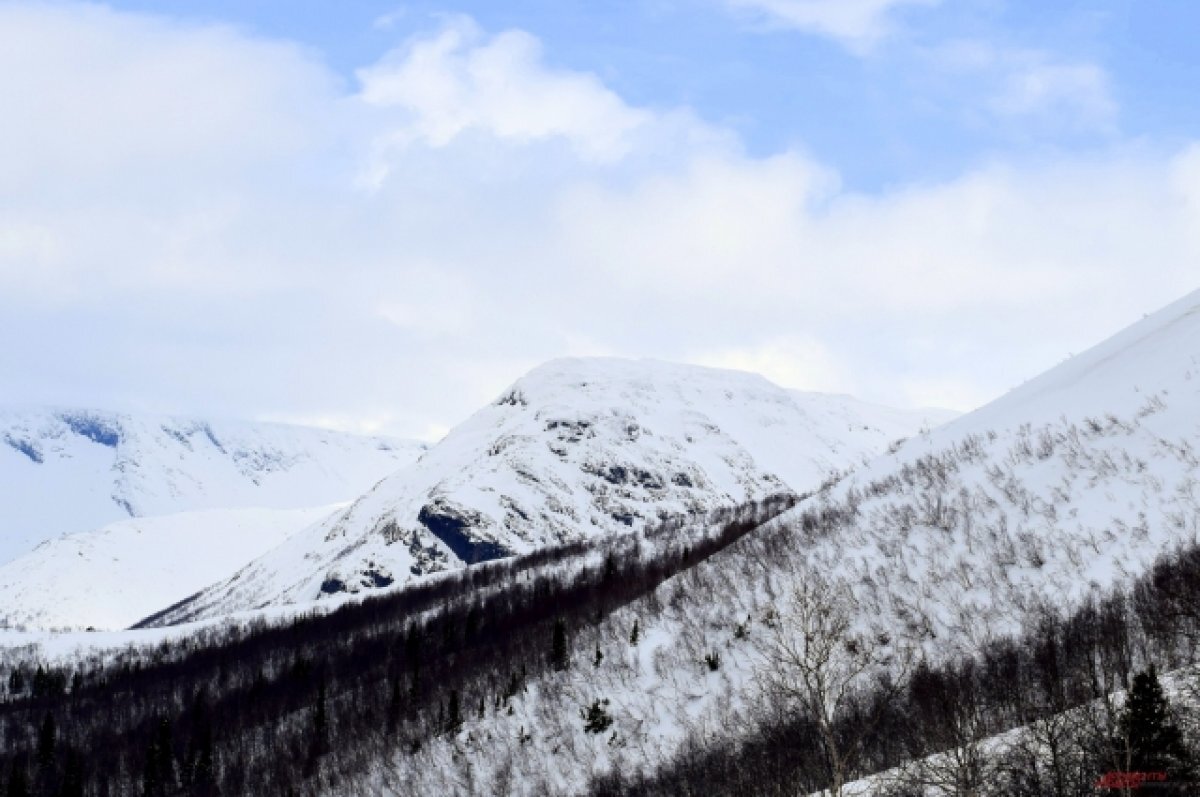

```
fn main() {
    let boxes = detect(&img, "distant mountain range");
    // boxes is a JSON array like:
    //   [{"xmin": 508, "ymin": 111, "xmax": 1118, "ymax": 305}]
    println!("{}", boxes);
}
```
[
  {"xmin": 0, "ymin": 360, "xmax": 952, "ymax": 630},
  {"xmin": 0, "ymin": 408, "xmax": 426, "ymax": 565}
]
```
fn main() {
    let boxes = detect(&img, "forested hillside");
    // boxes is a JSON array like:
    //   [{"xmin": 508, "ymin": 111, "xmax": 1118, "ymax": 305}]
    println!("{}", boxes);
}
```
[{"xmin": 0, "ymin": 496, "xmax": 796, "ymax": 796}]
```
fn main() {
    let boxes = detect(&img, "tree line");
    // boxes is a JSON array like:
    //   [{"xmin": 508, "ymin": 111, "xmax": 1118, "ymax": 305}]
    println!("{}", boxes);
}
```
[{"xmin": 0, "ymin": 495, "xmax": 796, "ymax": 797}]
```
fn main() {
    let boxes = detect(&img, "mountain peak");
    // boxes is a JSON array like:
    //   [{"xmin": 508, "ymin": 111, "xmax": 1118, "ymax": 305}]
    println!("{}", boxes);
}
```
[{"xmin": 150, "ymin": 358, "xmax": 948, "ymax": 623}]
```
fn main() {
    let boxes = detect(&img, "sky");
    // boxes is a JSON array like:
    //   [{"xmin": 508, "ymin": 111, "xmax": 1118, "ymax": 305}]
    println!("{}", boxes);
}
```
[{"xmin": 1, "ymin": 0, "xmax": 1197, "ymax": 441}]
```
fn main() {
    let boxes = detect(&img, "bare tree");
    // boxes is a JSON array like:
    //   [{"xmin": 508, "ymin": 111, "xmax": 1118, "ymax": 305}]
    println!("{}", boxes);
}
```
[
  {"xmin": 894, "ymin": 661, "xmax": 992, "ymax": 797},
  {"xmin": 754, "ymin": 573, "xmax": 911, "ymax": 797}
]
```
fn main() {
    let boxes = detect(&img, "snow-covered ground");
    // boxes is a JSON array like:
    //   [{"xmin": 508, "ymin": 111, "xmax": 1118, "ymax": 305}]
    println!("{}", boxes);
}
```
[
  {"xmin": 151, "ymin": 358, "xmax": 951, "ymax": 623},
  {"xmin": 0, "ymin": 504, "xmax": 342, "ymax": 631},
  {"xmin": 11, "ymin": 281, "xmax": 1199, "ymax": 796},
  {"xmin": 0, "ymin": 408, "xmax": 426, "ymax": 564},
  {"xmin": 823, "ymin": 663, "xmax": 1200, "ymax": 797},
  {"xmin": 342, "ymin": 289, "xmax": 1200, "ymax": 795}
]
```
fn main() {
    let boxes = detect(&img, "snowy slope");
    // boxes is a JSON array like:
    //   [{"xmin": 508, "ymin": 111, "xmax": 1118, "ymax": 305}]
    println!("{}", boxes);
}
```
[
  {"xmin": 0, "ymin": 408, "xmax": 426, "ymax": 564},
  {"xmin": 761, "ymin": 289, "xmax": 1200, "ymax": 655},
  {"xmin": 0, "ymin": 505, "xmax": 341, "ymax": 631},
  {"xmin": 346, "ymin": 290, "xmax": 1200, "ymax": 795},
  {"xmin": 154, "ymin": 358, "xmax": 951, "ymax": 623},
  {"xmin": 936, "ymin": 289, "xmax": 1200, "ymax": 437}
]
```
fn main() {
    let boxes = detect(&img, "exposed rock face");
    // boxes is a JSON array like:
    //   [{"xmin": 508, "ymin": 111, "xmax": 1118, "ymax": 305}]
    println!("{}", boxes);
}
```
[{"xmin": 417, "ymin": 500, "xmax": 512, "ymax": 564}]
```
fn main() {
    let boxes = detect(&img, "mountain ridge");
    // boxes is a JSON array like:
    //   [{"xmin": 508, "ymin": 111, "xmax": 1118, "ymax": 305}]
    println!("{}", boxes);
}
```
[
  {"xmin": 0, "ymin": 406, "xmax": 427, "ymax": 564},
  {"xmin": 148, "ymin": 357, "xmax": 954, "ymax": 624}
]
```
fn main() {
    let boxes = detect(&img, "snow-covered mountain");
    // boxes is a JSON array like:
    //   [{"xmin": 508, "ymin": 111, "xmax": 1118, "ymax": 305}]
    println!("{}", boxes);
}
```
[
  {"xmin": 347, "ymin": 290, "xmax": 1200, "ymax": 796},
  {"xmin": 10, "ymin": 293, "xmax": 1200, "ymax": 796},
  {"xmin": 0, "ymin": 408, "xmax": 426, "ymax": 564},
  {"xmin": 0, "ymin": 505, "xmax": 342, "ymax": 631},
  {"xmin": 151, "ymin": 358, "xmax": 953, "ymax": 623},
  {"xmin": 934, "ymin": 289, "xmax": 1200, "ymax": 437},
  {"xmin": 784, "ymin": 288, "xmax": 1200, "ymax": 652}
]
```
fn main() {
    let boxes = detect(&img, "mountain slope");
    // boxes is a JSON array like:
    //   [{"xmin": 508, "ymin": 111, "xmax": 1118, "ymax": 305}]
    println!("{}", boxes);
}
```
[
  {"xmin": 0, "ymin": 505, "xmax": 341, "ymax": 631},
  {"xmin": 351, "ymin": 290, "xmax": 1200, "ymax": 795},
  {"xmin": 766, "ymin": 289, "xmax": 1200, "ymax": 653},
  {"xmin": 936, "ymin": 288, "xmax": 1200, "ymax": 436},
  {"xmin": 0, "ymin": 408, "xmax": 426, "ymax": 563},
  {"xmin": 7, "ymin": 292, "xmax": 1199, "ymax": 796},
  {"xmin": 152, "ymin": 358, "xmax": 952, "ymax": 623}
]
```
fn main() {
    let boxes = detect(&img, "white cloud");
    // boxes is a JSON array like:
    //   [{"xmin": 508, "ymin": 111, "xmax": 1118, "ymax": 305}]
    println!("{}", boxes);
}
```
[
  {"xmin": 375, "ymin": 265, "xmax": 481, "ymax": 338},
  {"xmin": 0, "ymin": 221, "xmax": 66, "ymax": 299},
  {"xmin": 548, "ymin": 147, "xmax": 1197, "ymax": 410},
  {"xmin": 356, "ymin": 16, "xmax": 652, "ymax": 175},
  {"xmin": 554, "ymin": 153, "xmax": 837, "ymax": 292},
  {"xmin": 723, "ymin": 0, "xmax": 939, "ymax": 50},
  {"xmin": 0, "ymin": 3, "xmax": 339, "ymax": 305},
  {"xmin": 991, "ymin": 60, "xmax": 1116, "ymax": 131},
  {"xmin": 0, "ymin": 4, "xmax": 334, "ymax": 187},
  {"xmin": 0, "ymin": 5, "xmax": 1194, "ymax": 437},
  {"xmin": 933, "ymin": 41, "xmax": 1117, "ymax": 133},
  {"xmin": 690, "ymin": 338, "xmax": 855, "ymax": 394}
]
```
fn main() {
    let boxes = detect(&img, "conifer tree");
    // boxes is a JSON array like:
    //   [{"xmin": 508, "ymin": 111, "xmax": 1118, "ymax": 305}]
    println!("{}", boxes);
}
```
[
  {"xmin": 445, "ymin": 690, "xmax": 463, "ymax": 735},
  {"xmin": 5, "ymin": 760, "xmax": 28, "ymax": 797},
  {"xmin": 581, "ymin": 699, "xmax": 613, "ymax": 734},
  {"xmin": 387, "ymin": 677, "xmax": 403, "ymax": 733},
  {"xmin": 314, "ymin": 678, "xmax": 329, "ymax": 747},
  {"xmin": 186, "ymin": 689, "xmax": 215, "ymax": 795},
  {"xmin": 305, "ymin": 677, "xmax": 329, "ymax": 778},
  {"xmin": 630, "ymin": 619, "xmax": 640, "ymax": 645},
  {"xmin": 35, "ymin": 713, "xmax": 55, "ymax": 780},
  {"xmin": 1115, "ymin": 666, "xmax": 1192, "ymax": 776},
  {"xmin": 405, "ymin": 629, "xmax": 423, "ymax": 699},
  {"xmin": 502, "ymin": 669, "xmax": 522, "ymax": 703},
  {"xmin": 142, "ymin": 716, "xmax": 175, "ymax": 797},
  {"xmin": 550, "ymin": 619, "xmax": 570, "ymax": 672},
  {"xmin": 58, "ymin": 751, "xmax": 84, "ymax": 797}
]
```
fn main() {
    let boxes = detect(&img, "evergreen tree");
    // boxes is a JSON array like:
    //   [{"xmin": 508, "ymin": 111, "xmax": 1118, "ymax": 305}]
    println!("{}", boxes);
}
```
[
  {"xmin": 630, "ymin": 619, "xmax": 640, "ymax": 645},
  {"xmin": 405, "ymin": 628, "xmax": 423, "ymax": 699},
  {"xmin": 304, "ymin": 677, "xmax": 329, "ymax": 778},
  {"xmin": 186, "ymin": 689, "xmax": 215, "ymax": 795},
  {"xmin": 5, "ymin": 760, "xmax": 28, "ymax": 797},
  {"xmin": 314, "ymin": 678, "xmax": 329, "ymax": 747},
  {"xmin": 35, "ymin": 713, "xmax": 55, "ymax": 779},
  {"xmin": 550, "ymin": 619, "xmax": 570, "ymax": 672},
  {"xmin": 502, "ymin": 670, "xmax": 521, "ymax": 703},
  {"xmin": 593, "ymin": 645, "xmax": 604, "ymax": 668},
  {"xmin": 581, "ymin": 699, "xmax": 613, "ymax": 734},
  {"xmin": 386, "ymin": 677, "xmax": 403, "ymax": 732},
  {"xmin": 142, "ymin": 716, "xmax": 176, "ymax": 797},
  {"xmin": 1115, "ymin": 666, "xmax": 1192, "ymax": 776},
  {"xmin": 445, "ymin": 690, "xmax": 463, "ymax": 735},
  {"xmin": 57, "ymin": 750, "xmax": 84, "ymax": 797}
]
